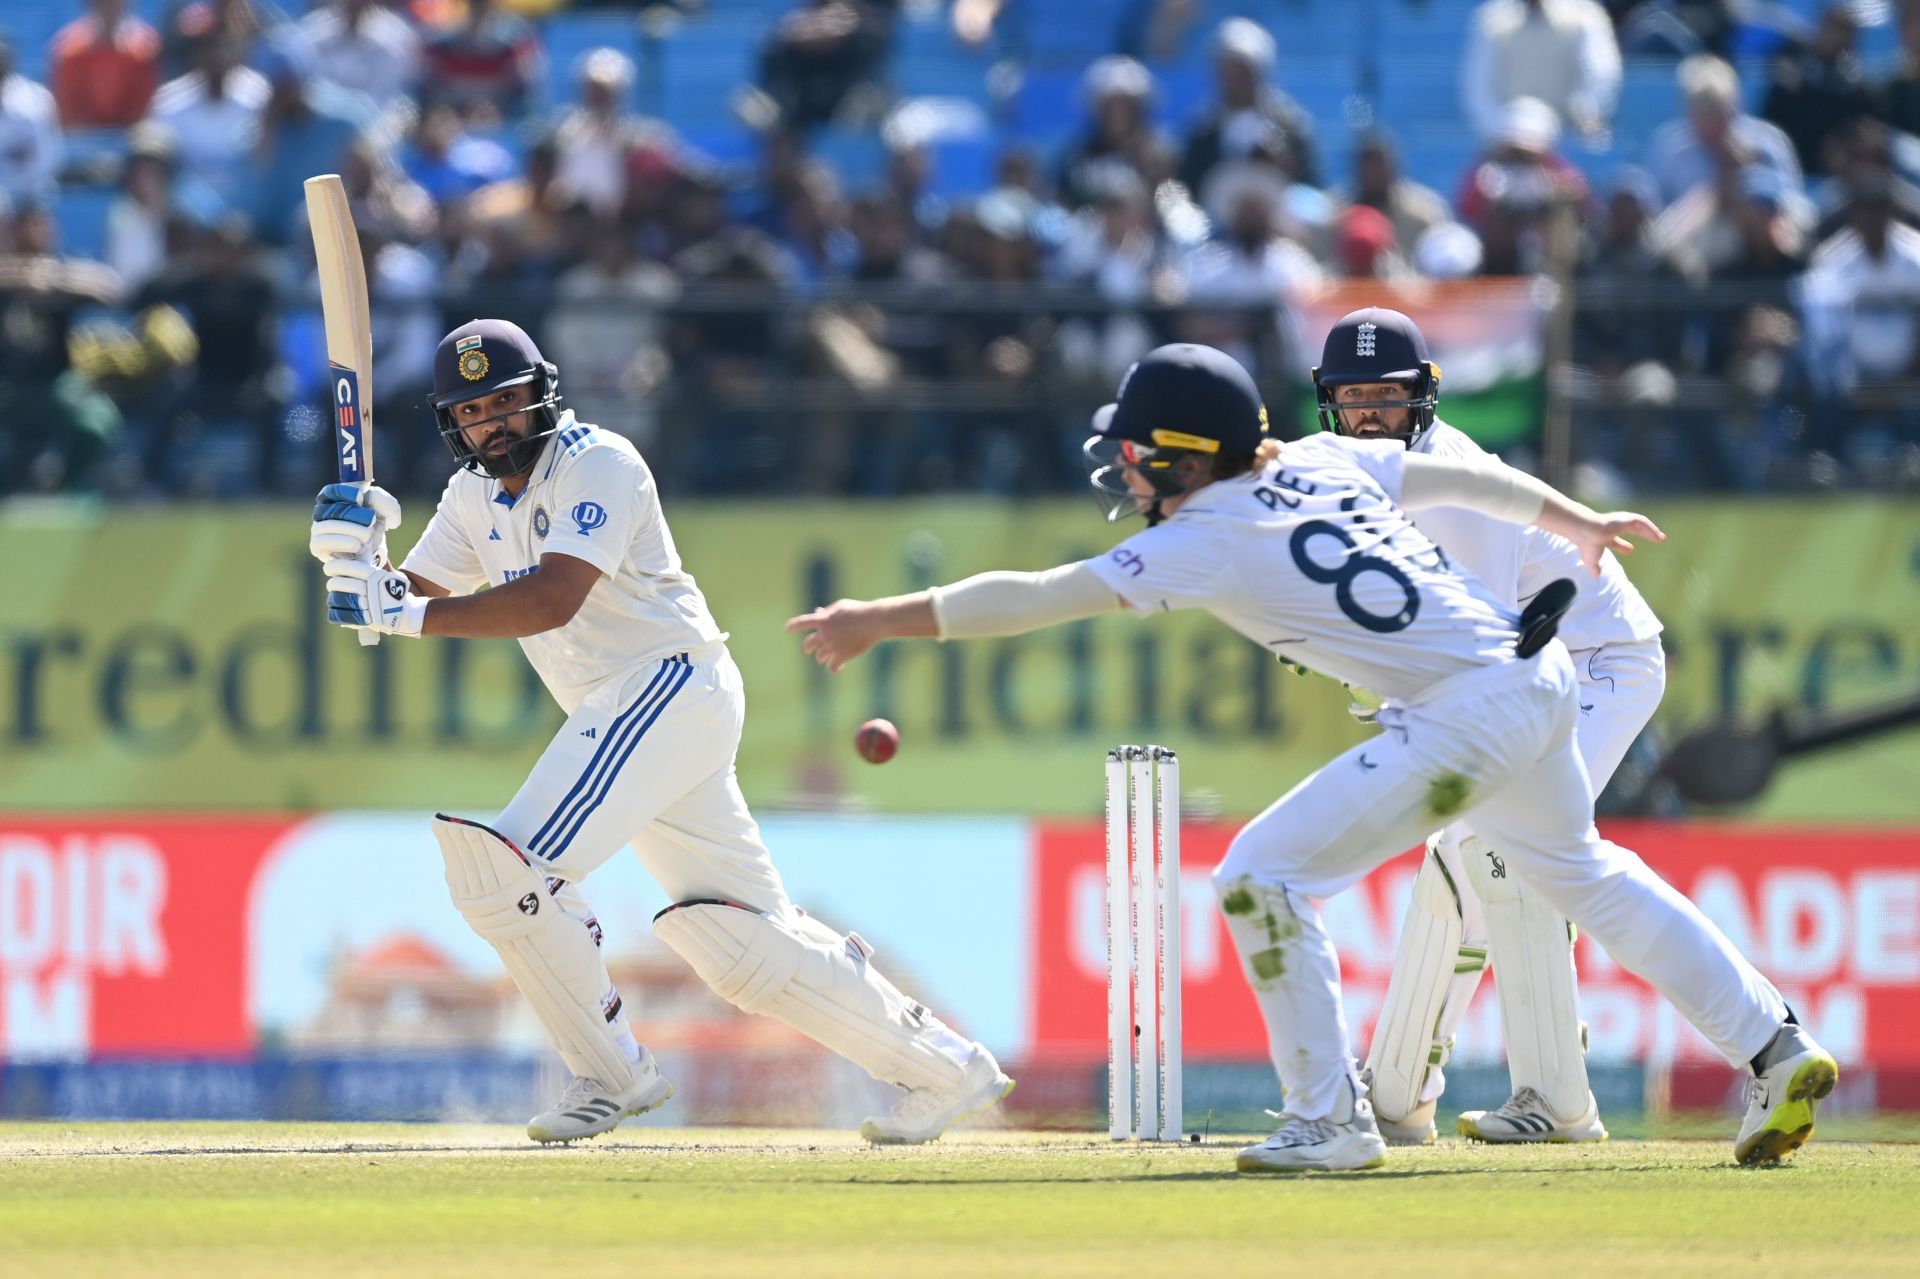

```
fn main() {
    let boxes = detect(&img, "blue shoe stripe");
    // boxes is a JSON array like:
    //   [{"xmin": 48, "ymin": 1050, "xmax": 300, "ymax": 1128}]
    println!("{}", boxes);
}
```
[
  {"xmin": 540, "ymin": 659, "xmax": 693, "ymax": 860},
  {"xmin": 528, "ymin": 659, "xmax": 678, "ymax": 854}
]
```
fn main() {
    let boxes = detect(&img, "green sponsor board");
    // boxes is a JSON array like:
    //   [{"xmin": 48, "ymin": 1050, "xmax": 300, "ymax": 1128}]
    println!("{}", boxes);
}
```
[{"xmin": 3, "ymin": 498, "xmax": 1917, "ymax": 820}]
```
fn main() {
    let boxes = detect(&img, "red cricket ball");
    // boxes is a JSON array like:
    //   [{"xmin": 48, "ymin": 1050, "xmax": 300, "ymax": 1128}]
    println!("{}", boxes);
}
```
[{"xmin": 855, "ymin": 718, "xmax": 900, "ymax": 764}]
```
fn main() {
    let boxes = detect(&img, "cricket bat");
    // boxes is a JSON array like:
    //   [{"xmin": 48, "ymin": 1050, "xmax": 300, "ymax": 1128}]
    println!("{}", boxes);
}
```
[{"xmin": 305, "ymin": 173, "xmax": 380, "ymax": 647}]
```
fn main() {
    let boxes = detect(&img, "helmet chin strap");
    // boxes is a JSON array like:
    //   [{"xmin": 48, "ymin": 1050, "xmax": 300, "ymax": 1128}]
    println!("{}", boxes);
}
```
[{"xmin": 1144, "ymin": 497, "xmax": 1167, "ymax": 527}]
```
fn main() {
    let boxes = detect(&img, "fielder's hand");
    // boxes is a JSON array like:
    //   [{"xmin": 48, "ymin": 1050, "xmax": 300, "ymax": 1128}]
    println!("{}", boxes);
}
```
[
  {"xmin": 310, "ymin": 483, "xmax": 403, "ymax": 565},
  {"xmin": 325, "ymin": 558, "xmax": 427, "ymax": 636},
  {"xmin": 1566, "ymin": 510, "xmax": 1665, "ymax": 575},
  {"xmin": 787, "ymin": 599, "xmax": 889, "ymax": 673}
]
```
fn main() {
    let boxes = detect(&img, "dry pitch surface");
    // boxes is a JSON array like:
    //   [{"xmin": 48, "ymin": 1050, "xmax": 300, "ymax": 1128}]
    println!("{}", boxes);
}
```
[{"xmin": 4, "ymin": 1122, "xmax": 1918, "ymax": 1278}]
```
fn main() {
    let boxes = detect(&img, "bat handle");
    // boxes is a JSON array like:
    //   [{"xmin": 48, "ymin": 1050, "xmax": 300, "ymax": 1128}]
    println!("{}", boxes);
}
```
[{"xmin": 347, "ymin": 478, "xmax": 381, "ymax": 647}]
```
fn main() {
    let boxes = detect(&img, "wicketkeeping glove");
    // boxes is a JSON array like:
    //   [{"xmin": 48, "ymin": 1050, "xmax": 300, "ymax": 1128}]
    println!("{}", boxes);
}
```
[
  {"xmin": 310, "ymin": 483, "xmax": 403, "ymax": 566},
  {"xmin": 324, "ymin": 558, "xmax": 428, "ymax": 636}
]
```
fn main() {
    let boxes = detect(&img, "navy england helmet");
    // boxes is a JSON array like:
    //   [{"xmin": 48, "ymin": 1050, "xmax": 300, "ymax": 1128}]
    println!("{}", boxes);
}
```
[
  {"xmin": 1084, "ymin": 343, "xmax": 1269, "ymax": 522},
  {"xmin": 429, "ymin": 318, "xmax": 566, "ymax": 477},
  {"xmin": 1311, "ymin": 306, "xmax": 1441, "ymax": 447}
]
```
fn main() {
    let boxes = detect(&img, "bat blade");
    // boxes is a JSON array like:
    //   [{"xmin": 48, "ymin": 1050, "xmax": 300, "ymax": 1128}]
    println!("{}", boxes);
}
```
[{"xmin": 305, "ymin": 173, "xmax": 381, "ymax": 646}]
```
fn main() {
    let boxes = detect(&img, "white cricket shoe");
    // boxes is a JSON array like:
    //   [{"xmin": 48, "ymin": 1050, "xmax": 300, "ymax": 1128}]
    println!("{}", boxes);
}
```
[
  {"xmin": 1458, "ymin": 1086, "xmax": 1608, "ymax": 1143},
  {"xmin": 1735, "ymin": 1022, "xmax": 1837, "ymax": 1167},
  {"xmin": 527, "ymin": 1050, "xmax": 676, "ymax": 1144},
  {"xmin": 1237, "ymin": 1104, "xmax": 1388, "ymax": 1173},
  {"xmin": 860, "ymin": 1045, "xmax": 1015, "ymax": 1145}
]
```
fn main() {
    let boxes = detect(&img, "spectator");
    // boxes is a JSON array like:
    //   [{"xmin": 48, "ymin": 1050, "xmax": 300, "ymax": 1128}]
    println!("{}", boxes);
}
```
[
  {"xmin": 402, "ymin": 102, "xmax": 515, "ymax": 206},
  {"xmin": 1053, "ymin": 167, "xmax": 1164, "ymax": 382},
  {"xmin": 756, "ymin": 0, "xmax": 891, "ymax": 132},
  {"xmin": 666, "ymin": 226, "xmax": 796, "ymax": 491},
  {"xmin": 546, "ymin": 219, "xmax": 675, "ymax": 445},
  {"xmin": 283, "ymin": 0, "xmax": 421, "ymax": 111},
  {"xmin": 0, "ymin": 201, "xmax": 123, "ymax": 494},
  {"xmin": 106, "ymin": 123, "xmax": 178, "ymax": 299},
  {"xmin": 1333, "ymin": 204, "xmax": 1414, "ymax": 280},
  {"xmin": 1174, "ymin": 160, "xmax": 1323, "ymax": 377},
  {"xmin": 1413, "ymin": 220, "xmax": 1486, "ymax": 279},
  {"xmin": 1610, "ymin": 0, "xmax": 1737, "ymax": 57},
  {"xmin": 1800, "ymin": 175, "xmax": 1920, "ymax": 471},
  {"xmin": 552, "ymin": 48, "xmax": 656, "ymax": 219},
  {"xmin": 421, "ymin": 0, "xmax": 543, "ymax": 118},
  {"xmin": 763, "ymin": 159, "xmax": 857, "ymax": 285},
  {"xmin": 337, "ymin": 133, "xmax": 436, "ymax": 248},
  {"xmin": 1461, "ymin": 0, "xmax": 1621, "ymax": 146},
  {"xmin": 1881, "ymin": 0, "xmax": 1920, "ymax": 139},
  {"xmin": 51, "ymin": 0, "xmax": 161, "ymax": 128},
  {"xmin": 1811, "ymin": 118, "xmax": 1920, "ymax": 243},
  {"xmin": 0, "ymin": 37, "xmax": 62, "ymax": 204},
  {"xmin": 467, "ymin": 133, "xmax": 568, "ymax": 267},
  {"xmin": 1575, "ymin": 167, "xmax": 1684, "ymax": 374},
  {"xmin": 133, "ymin": 216, "xmax": 284, "ymax": 490},
  {"xmin": 1058, "ymin": 57, "xmax": 1175, "ymax": 211},
  {"xmin": 1179, "ymin": 19, "xmax": 1321, "ymax": 197},
  {"xmin": 1760, "ymin": 3, "xmax": 1879, "ymax": 179},
  {"xmin": 1650, "ymin": 54, "xmax": 1801, "ymax": 205},
  {"xmin": 1456, "ymin": 97, "xmax": 1590, "ymax": 270},
  {"xmin": 1335, "ymin": 130, "xmax": 1450, "ymax": 259},
  {"xmin": 149, "ymin": 34, "xmax": 270, "ymax": 202},
  {"xmin": 246, "ymin": 58, "xmax": 370, "ymax": 245},
  {"xmin": 162, "ymin": 0, "xmax": 263, "ymax": 77}
]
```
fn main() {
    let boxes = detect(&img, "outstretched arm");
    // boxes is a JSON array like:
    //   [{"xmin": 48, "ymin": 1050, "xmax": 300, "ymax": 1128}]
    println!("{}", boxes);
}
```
[
  {"xmin": 1399, "ymin": 452, "xmax": 1664, "ymax": 574},
  {"xmin": 786, "ymin": 562, "xmax": 1123, "ymax": 673}
]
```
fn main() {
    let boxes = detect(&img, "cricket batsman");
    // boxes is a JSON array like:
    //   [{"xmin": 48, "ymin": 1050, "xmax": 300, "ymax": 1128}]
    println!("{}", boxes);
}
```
[
  {"xmin": 788, "ymin": 342, "xmax": 1836, "ymax": 1172},
  {"xmin": 308, "ymin": 319, "xmax": 1013, "ymax": 1144}
]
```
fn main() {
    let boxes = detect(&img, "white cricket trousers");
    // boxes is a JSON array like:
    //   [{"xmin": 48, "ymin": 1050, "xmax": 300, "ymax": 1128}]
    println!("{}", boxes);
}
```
[
  {"xmin": 494, "ymin": 644, "xmax": 792, "ymax": 914},
  {"xmin": 1418, "ymin": 637, "xmax": 1668, "ymax": 1099},
  {"xmin": 1213, "ymin": 644, "xmax": 1787, "ymax": 1121}
]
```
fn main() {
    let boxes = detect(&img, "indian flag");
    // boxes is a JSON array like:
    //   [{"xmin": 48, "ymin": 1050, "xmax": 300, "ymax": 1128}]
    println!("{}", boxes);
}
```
[{"xmin": 1292, "ymin": 279, "xmax": 1551, "ymax": 451}]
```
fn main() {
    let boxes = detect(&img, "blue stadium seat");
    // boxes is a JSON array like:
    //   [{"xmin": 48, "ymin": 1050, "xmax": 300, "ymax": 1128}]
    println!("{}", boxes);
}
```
[
  {"xmin": 810, "ymin": 125, "xmax": 888, "ymax": 191},
  {"xmin": 1009, "ymin": 68, "xmax": 1084, "ymax": 156},
  {"xmin": 926, "ymin": 132, "xmax": 1001, "ymax": 200},
  {"xmin": 652, "ymin": 20, "xmax": 762, "ymax": 127},
  {"xmin": 57, "ymin": 188, "xmax": 118, "ymax": 262}
]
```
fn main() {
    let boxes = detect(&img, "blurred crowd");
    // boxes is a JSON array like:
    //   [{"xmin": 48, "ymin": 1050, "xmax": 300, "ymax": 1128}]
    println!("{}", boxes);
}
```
[{"xmin": 3, "ymin": 0, "xmax": 1920, "ymax": 500}]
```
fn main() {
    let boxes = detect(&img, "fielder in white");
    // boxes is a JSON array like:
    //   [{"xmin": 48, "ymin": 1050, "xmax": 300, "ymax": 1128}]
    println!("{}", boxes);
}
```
[
  {"xmin": 1317, "ymin": 308, "xmax": 1664, "ymax": 1144},
  {"xmin": 788, "ymin": 341, "xmax": 1837, "ymax": 1172},
  {"xmin": 310, "ymin": 318, "xmax": 1012, "ymax": 1144}
]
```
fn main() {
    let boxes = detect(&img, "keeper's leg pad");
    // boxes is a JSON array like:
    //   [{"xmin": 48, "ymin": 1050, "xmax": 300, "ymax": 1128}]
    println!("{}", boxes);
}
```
[
  {"xmin": 433, "ymin": 814, "xmax": 636, "ymax": 1091},
  {"xmin": 1365, "ymin": 838, "xmax": 1479, "ymax": 1122},
  {"xmin": 653, "ymin": 900, "xmax": 974, "ymax": 1092},
  {"xmin": 1461, "ymin": 832, "xmax": 1590, "ymax": 1118}
]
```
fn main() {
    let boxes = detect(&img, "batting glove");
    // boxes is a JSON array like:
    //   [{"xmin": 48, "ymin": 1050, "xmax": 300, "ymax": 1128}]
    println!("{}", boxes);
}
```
[
  {"xmin": 324, "ymin": 558, "xmax": 427, "ymax": 637},
  {"xmin": 310, "ymin": 483, "xmax": 403, "ymax": 565}
]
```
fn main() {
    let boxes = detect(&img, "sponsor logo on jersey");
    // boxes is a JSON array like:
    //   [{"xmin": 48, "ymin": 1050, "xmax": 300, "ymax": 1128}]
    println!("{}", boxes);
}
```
[
  {"xmin": 532, "ymin": 505, "xmax": 550, "ymax": 539},
  {"xmin": 571, "ymin": 501, "xmax": 608, "ymax": 535}
]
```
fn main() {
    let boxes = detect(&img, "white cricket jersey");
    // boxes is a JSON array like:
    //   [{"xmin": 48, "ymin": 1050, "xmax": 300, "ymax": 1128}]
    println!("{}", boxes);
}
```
[
  {"xmin": 1082, "ymin": 434, "xmax": 1523, "ymax": 703},
  {"xmin": 1412, "ymin": 420, "xmax": 1662, "ymax": 649},
  {"xmin": 402, "ymin": 413, "xmax": 726, "ymax": 713}
]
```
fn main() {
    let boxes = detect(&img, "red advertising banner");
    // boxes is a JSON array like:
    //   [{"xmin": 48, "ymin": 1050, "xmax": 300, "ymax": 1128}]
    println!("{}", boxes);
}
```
[
  {"xmin": 0, "ymin": 818, "xmax": 293, "ymax": 1058},
  {"xmin": 1030, "ymin": 820, "xmax": 1920, "ymax": 1068}
]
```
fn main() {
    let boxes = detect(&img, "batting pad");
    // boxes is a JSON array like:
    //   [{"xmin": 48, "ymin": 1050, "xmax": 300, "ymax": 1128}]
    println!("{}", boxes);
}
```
[
  {"xmin": 1463, "ymin": 835, "xmax": 1590, "ymax": 1117},
  {"xmin": 1365, "ymin": 841, "xmax": 1465, "ymax": 1121},
  {"xmin": 653, "ymin": 901, "xmax": 973, "ymax": 1092},
  {"xmin": 433, "ymin": 815, "xmax": 636, "ymax": 1091}
]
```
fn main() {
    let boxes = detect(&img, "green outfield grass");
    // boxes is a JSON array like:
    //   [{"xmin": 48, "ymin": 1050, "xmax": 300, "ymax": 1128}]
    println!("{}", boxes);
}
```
[{"xmin": 4, "ymin": 1122, "xmax": 1918, "ymax": 1278}]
